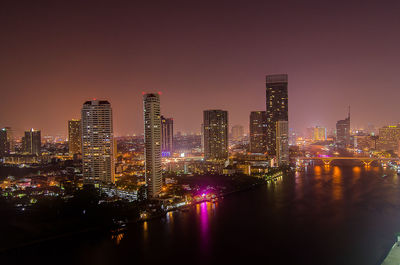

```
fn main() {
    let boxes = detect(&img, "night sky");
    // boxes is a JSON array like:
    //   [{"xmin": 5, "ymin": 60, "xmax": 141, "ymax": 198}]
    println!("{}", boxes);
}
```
[{"xmin": 2, "ymin": 0, "xmax": 400, "ymax": 137}]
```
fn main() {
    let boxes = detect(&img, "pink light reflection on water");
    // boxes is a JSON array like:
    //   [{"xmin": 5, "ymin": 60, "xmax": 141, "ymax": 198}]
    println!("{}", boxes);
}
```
[{"xmin": 200, "ymin": 202, "xmax": 210, "ymax": 254}]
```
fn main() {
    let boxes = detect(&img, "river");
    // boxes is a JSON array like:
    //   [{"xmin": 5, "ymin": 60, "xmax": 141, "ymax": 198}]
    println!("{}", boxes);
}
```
[{"xmin": 4, "ymin": 164, "xmax": 400, "ymax": 265}]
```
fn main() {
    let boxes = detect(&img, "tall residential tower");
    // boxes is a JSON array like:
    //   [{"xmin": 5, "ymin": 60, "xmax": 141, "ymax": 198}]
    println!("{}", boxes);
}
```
[
  {"xmin": 68, "ymin": 119, "xmax": 81, "ymax": 155},
  {"xmin": 81, "ymin": 100, "xmax": 114, "ymax": 184},
  {"xmin": 161, "ymin": 116, "xmax": 173, "ymax": 156},
  {"xmin": 249, "ymin": 111, "xmax": 267, "ymax": 154},
  {"xmin": 23, "ymin": 129, "xmax": 41, "ymax": 156},
  {"xmin": 276, "ymin": 120, "xmax": 289, "ymax": 166},
  {"xmin": 266, "ymin": 74, "xmax": 288, "ymax": 157},
  {"xmin": 0, "ymin": 127, "xmax": 14, "ymax": 156},
  {"xmin": 203, "ymin": 110, "xmax": 228, "ymax": 161},
  {"xmin": 336, "ymin": 109, "xmax": 351, "ymax": 149},
  {"xmin": 144, "ymin": 93, "xmax": 162, "ymax": 198}
]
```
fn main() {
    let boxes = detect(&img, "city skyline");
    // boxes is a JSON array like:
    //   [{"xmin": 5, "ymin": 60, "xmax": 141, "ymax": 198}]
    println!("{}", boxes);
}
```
[
  {"xmin": 3, "ymin": 1, "xmax": 400, "ymax": 264},
  {"xmin": 2, "ymin": 1, "xmax": 400, "ymax": 136},
  {"xmin": 0, "ymin": 92, "xmax": 390, "ymax": 138}
]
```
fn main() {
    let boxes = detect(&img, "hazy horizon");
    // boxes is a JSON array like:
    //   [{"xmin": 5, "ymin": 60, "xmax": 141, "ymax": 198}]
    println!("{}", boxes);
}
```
[{"xmin": 2, "ymin": 0, "xmax": 400, "ymax": 137}]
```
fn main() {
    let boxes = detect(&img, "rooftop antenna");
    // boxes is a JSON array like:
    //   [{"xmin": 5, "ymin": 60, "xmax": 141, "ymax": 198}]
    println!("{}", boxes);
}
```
[{"xmin": 348, "ymin": 105, "xmax": 351, "ymax": 120}]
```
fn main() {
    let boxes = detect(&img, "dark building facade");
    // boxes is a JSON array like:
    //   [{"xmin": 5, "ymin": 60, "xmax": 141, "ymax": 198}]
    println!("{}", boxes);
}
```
[
  {"xmin": 0, "ymin": 127, "xmax": 14, "ymax": 156},
  {"xmin": 336, "ymin": 112, "xmax": 351, "ymax": 149},
  {"xmin": 266, "ymin": 74, "xmax": 288, "ymax": 156},
  {"xmin": 161, "ymin": 116, "xmax": 173, "ymax": 156},
  {"xmin": 0, "ymin": 128, "xmax": 8, "ymax": 156},
  {"xmin": 203, "ymin": 110, "xmax": 228, "ymax": 161},
  {"xmin": 23, "ymin": 129, "xmax": 41, "ymax": 155},
  {"xmin": 249, "ymin": 111, "xmax": 267, "ymax": 153},
  {"xmin": 68, "ymin": 119, "xmax": 81, "ymax": 155}
]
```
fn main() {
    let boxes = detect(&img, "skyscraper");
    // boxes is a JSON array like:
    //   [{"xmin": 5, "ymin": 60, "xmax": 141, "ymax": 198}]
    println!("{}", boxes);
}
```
[
  {"xmin": 266, "ymin": 74, "xmax": 288, "ymax": 156},
  {"xmin": 231, "ymin": 125, "xmax": 244, "ymax": 141},
  {"xmin": 276, "ymin": 121, "xmax": 289, "ymax": 166},
  {"xmin": 249, "ymin": 111, "xmax": 267, "ymax": 153},
  {"xmin": 336, "ymin": 110, "xmax": 351, "ymax": 149},
  {"xmin": 68, "ymin": 119, "xmax": 81, "ymax": 155},
  {"xmin": 143, "ymin": 93, "xmax": 162, "ymax": 198},
  {"xmin": 81, "ymin": 100, "xmax": 114, "ymax": 185},
  {"xmin": 0, "ymin": 129, "xmax": 6, "ymax": 157},
  {"xmin": 161, "ymin": 116, "xmax": 173, "ymax": 156},
  {"xmin": 312, "ymin": 126, "xmax": 327, "ymax": 141},
  {"xmin": 203, "ymin": 110, "xmax": 228, "ymax": 160},
  {"xmin": 0, "ymin": 127, "xmax": 14, "ymax": 156},
  {"xmin": 23, "ymin": 129, "xmax": 41, "ymax": 155},
  {"xmin": 377, "ymin": 125, "xmax": 400, "ymax": 152},
  {"xmin": 201, "ymin": 123, "xmax": 205, "ymax": 153}
]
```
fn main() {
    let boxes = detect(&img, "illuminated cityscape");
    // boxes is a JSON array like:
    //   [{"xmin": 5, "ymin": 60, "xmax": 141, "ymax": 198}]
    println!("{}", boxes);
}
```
[{"xmin": 2, "ymin": 1, "xmax": 400, "ymax": 265}]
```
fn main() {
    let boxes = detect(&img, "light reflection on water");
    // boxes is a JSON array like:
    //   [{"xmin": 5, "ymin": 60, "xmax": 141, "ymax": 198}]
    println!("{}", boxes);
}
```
[
  {"xmin": 200, "ymin": 202, "xmax": 208, "ymax": 239},
  {"xmin": 104, "ymin": 165, "xmax": 400, "ymax": 265},
  {"xmin": 314, "ymin": 166, "xmax": 322, "ymax": 192},
  {"xmin": 166, "ymin": 211, "xmax": 174, "ymax": 224},
  {"xmin": 393, "ymin": 173, "xmax": 398, "ymax": 185},
  {"xmin": 294, "ymin": 170, "xmax": 304, "ymax": 200},
  {"xmin": 352, "ymin": 166, "xmax": 361, "ymax": 185},
  {"xmin": 111, "ymin": 233, "xmax": 124, "ymax": 245},
  {"xmin": 143, "ymin": 221, "xmax": 148, "ymax": 242},
  {"xmin": 296, "ymin": 165, "xmax": 384, "ymax": 205},
  {"xmin": 314, "ymin": 165, "xmax": 322, "ymax": 176},
  {"xmin": 199, "ymin": 201, "xmax": 217, "ymax": 254},
  {"xmin": 332, "ymin": 166, "xmax": 342, "ymax": 201}
]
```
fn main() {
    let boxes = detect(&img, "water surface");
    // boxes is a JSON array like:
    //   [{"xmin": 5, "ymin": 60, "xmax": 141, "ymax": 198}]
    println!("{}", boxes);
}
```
[{"xmin": 5, "ymin": 165, "xmax": 400, "ymax": 265}]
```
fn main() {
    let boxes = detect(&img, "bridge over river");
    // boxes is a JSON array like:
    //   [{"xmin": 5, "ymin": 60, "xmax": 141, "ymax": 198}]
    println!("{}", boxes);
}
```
[{"xmin": 299, "ymin": 156, "xmax": 399, "ymax": 166}]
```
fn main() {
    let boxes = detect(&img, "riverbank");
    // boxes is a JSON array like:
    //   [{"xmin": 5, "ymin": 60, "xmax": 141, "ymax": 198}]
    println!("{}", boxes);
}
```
[
  {"xmin": 139, "ymin": 171, "xmax": 284, "ymax": 222},
  {"xmin": 1, "ymin": 171, "xmax": 286, "ymax": 254},
  {"xmin": 4, "ymin": 164, "xmax": 397, "ymax": 265}
]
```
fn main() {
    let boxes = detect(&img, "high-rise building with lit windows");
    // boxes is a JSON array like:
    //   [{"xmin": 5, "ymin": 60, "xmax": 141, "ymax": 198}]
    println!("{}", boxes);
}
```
[
  {"xmin": 81, "ymin": 100, "xmax": 114, "ymax": 184},
  {"xmin": 23, "ymin": 129, "xmax": 41, "ymax": 156},
  {"xmin": 68, "ymin": 119, "xmax": 81, "ymax": 155},
  {"xmin": 276, "ymin": 120, "xmax": 289, "ymax": 166},
  {"xmin": 266, "ymin": 74, "xmax": 288, "ymax": 156},
  {"xmin": 336, "ymin": 110, "xmax": 351, "ymax": 149},
  {"xmin": 249, "ymin": 111, "xmax": 267, "ymax": 153},
  {"xmin": 144, "ymin": 93, "xmax": 162, "ymax": 198},
  {"xmin": 313, "ymin": 126, "xmax": 327, "ymax": 141},
  {"xmin": 161, "ymin": 116, "xmax": 173, "ymax": 156},
  {"xmin": 203, "ymin": 110, "xmax": 228, "ymax": 160},
  {"xmin": 0, "ymin": 127, "xmax": 14, "ymax": 156},
  {"xmin": 377, "ymin": 125, "xmax": 400, "ymax": 153}
]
